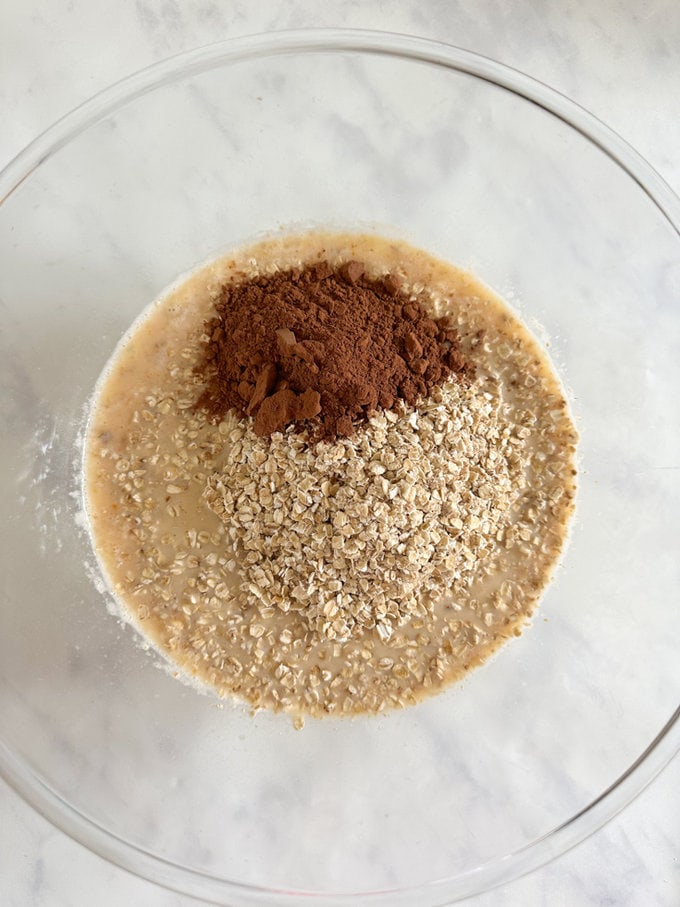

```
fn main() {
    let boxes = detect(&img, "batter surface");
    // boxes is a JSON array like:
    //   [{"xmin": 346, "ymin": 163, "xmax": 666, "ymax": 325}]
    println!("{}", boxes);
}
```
[{"xmin": 84, "ymin": 231, "xmax": 577, "ymax": 720}]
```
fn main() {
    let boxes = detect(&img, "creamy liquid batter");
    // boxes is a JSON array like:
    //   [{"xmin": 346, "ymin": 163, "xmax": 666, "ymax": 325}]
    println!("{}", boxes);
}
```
[{"xmin": 84, "ymin": 231, "xmax": 577, "ymax": 720}]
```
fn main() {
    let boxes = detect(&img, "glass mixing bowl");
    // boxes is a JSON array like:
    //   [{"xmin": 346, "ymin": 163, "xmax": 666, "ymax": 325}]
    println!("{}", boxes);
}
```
[{"xmin": 1, "ymin": 29, "xmax": 678, "ymax": 906}]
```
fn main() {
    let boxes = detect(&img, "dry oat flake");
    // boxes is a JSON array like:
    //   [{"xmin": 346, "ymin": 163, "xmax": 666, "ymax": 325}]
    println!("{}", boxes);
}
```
[{"xmin": 84, "ymin": 231, "xmax": 577, "ymax": 723}]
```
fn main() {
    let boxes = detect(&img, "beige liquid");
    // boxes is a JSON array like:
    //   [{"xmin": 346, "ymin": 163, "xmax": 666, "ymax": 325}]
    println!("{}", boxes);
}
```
[{"xmin": 85, "ymin": 231, "xmax": 577, "ymax": 720}]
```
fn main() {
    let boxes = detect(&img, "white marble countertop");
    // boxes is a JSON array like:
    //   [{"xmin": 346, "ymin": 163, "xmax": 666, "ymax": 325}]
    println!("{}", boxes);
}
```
[{"xmin": 1, "ymin": 1, "xmax": 678, "ymax": 905}]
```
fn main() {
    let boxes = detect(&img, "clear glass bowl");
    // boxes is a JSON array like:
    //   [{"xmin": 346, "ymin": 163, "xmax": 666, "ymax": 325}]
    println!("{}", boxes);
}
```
[{"xmin": 1, "ymin": 29, "xmax": 679, "ymax": 907}]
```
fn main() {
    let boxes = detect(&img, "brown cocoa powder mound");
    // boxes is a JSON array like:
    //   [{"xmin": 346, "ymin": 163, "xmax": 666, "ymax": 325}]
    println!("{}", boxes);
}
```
[{"xmin": 195, "ymin": 260, "xmax": 472, "ymax": 441}]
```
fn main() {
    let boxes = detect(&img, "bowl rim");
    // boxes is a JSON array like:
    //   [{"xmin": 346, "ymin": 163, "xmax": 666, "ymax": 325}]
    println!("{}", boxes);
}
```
[{"xmin": 1, "ymin": 26, "xmax": 679, "ymax": 907}]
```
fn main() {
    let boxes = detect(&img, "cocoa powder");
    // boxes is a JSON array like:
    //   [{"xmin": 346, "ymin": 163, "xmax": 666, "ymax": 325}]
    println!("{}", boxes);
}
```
[{"xmin": 196, "ymin": 261, "xmax": 470, "ymax": 441}]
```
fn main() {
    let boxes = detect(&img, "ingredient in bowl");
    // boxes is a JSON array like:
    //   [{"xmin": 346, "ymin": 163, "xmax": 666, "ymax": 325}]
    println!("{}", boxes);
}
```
[
  {"xmin": 197, "ymin": 260, "xmax": 470, "ymax": 440},
  {"xmin": 84, "ymin": 230, "xmax": 577, "ymax": 722}
]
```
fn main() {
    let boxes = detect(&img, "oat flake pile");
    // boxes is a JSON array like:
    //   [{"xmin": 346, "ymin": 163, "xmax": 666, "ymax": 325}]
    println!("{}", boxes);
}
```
[{"xmin": 85, "ymin": 231, "xmax": 578, "ymax": 724}]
